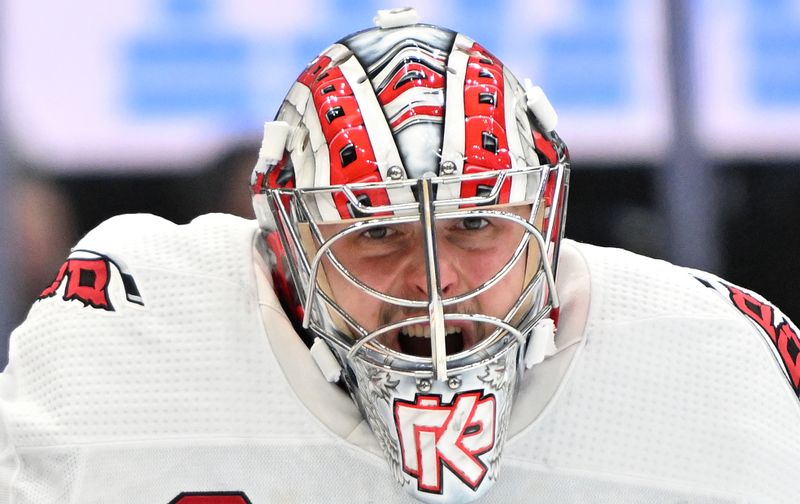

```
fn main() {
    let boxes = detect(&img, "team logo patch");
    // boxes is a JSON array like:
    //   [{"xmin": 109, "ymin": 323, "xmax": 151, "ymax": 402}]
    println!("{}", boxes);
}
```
[
  {"xmin": 38, "ymin": 249, "xmax": 143, "ymax": 310},
  {"xmin": 394, "ymin": 391, "xmax": 496, "ymax": 495},
  {"xmin": 695, "ymin": 275, "xmax": 800, "ymax": 395}
]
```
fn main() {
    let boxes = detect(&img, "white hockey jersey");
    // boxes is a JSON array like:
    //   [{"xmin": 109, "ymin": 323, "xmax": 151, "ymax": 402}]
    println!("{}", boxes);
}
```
[{"xmin": 1, "ymin": 213, "xmax": 799, "ymax": 503}]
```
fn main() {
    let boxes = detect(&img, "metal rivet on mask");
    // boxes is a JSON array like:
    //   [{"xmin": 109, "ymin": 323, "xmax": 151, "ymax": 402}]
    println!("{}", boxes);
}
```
[
  {"xmin": 417, "ymin": 379, "xmax": 432, "ymax": 392},
  {"xmin": 440, "ymin": 161, "xmax": 457, "ymax": 175},
  {"xmin": 387, "ymin": 165, "xmax": 404, "ymax": 180},
  {"xmin": 447, "ymin": 376, "xmax": 461, "ymax": 389}
]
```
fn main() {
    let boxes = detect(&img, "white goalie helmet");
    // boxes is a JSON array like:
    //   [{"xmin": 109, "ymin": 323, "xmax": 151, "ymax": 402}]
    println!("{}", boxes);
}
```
[{"xmin": 251, "ymin": 8, "xmax": 569, "ymax": 503}]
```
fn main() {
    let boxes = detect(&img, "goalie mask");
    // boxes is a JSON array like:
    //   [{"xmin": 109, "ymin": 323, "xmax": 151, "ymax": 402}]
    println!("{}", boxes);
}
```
[{"xmin": 251, "ymin": 8, "xmax": 569, "ymax": 504}]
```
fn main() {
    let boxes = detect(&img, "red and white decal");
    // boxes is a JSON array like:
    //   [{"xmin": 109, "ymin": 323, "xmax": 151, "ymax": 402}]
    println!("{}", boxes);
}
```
[
  {"xmin": 394, "ymin": 392, "xmax": 496, "ymax": 494},
  {"xmin": 296, "ymin": 53, "xmax": 390, "ymax": 218},
  {"xmin": 373, "ymin": 45, "xmax": 447, "ymax": 131},
  {"xmin": 38, "ymin": 250, "xmax": 143, "ymax": 310}
]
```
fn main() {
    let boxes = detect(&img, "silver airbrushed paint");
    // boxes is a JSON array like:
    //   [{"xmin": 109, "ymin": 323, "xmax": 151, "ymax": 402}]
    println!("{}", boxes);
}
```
[{"xmin": 342, "ymin": 338, "xmax": 520, "ymax": 504}]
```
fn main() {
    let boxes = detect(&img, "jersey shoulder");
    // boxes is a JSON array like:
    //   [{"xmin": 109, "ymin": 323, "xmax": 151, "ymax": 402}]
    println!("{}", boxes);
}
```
[
  {"xmin": 4, "ymin": 213, "xmax": 317, "ymax": 448},
  {"xmin": 34, "ymin": 212, "xmax": 260, "ymax": 311},
  {"xmin": 568, "ymin": 241, "xmax": 734, "ymax": 320},
  {"xmin": 690, "ymin": 267, "xmax": 800, "ymax": 396},
  {"xmin": 74, "ymin": 212, "xmax": 259, "ymax": 277},
  {"xmin": 508, "ymin": 242, "xmax": 800, "ymax": 502},
  {"xmin": 569, "ymin": 240, "xmax": 800, "ymax": 399}
]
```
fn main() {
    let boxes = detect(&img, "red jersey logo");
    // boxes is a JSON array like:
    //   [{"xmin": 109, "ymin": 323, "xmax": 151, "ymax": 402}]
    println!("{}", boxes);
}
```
[{"xmin": 38, "ymin": 250, "xmax": 143, "ymax": 310}]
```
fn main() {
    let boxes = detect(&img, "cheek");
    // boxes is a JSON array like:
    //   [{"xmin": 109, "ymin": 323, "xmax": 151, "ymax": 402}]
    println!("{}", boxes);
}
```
[
  {"xmin": 457, "ymin": 242, "xmax": 523, "ymax": 286},
  {"xmin": 327, "ymin": 241, "xmax": 417, "ymax": 295},
  {"xmin": 474, "ymin": 254, "xmax": 527, "ymax": 316},
  {"xmin": 321, "ymin": 260, "xmax": 386, "ymax": 329}
]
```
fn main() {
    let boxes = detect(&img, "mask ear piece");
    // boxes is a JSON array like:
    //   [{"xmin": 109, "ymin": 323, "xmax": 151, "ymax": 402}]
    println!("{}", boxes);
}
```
[
  {"xmin": 373, "ymin": 7, "xmax": 420, "ymax": 28},
  {"xmin": 259, "ymin": 121, "xmax": 292, "ymax": 163},
  {"xmin": 524, "ymin": 81, "xmax": 558, "ymax": 133}
]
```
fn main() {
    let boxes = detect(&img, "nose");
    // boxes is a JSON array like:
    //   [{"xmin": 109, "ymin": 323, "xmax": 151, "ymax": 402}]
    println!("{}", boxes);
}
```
[{"xmin": 405, "ymin": 236, "xmax": 459, "ymax": 300}]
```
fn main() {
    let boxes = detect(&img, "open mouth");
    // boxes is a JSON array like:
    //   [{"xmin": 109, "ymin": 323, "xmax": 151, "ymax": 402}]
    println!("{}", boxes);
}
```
[{"xmin": 396, "ymin": 325, "xmax": 466, "ymax": 357}]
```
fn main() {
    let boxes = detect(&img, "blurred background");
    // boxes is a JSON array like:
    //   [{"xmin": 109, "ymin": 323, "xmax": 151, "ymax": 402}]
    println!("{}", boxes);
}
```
[{"xmin": 1, "ymin": 0, "xmax": 799, "ymax": 364}]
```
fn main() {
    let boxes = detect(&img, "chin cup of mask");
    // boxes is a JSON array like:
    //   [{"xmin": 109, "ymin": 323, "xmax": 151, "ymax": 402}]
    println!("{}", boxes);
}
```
[{"xmin": 345, "ymin": 332, "xmax": 520, "ymax": 503}]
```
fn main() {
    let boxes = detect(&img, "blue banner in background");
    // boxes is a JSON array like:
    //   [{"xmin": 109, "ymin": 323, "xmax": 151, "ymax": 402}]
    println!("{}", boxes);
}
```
[
  {"xmin": 747, "ymin": 0, "xmax": 800, "ymax": 105},
  {"xmin": 13, "ymin": 0, "xmax": 800, "ymax": 169},
  {"xmin": 689, "ymin": 0, "xmax": 800, "ymax": 157},
  {"xmin": 122, "ymin": 0, "xmax": 633, "ymax": 128}
]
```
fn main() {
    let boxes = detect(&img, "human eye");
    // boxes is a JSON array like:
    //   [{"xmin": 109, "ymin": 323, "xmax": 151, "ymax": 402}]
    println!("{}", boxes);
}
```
[
  {"xmin": 360, "ymin": 225, "xmax": 396, "ymax": 240},
  {"xmin": 457, "ymin": 216, "xmax": 490, "ymax": 231}
]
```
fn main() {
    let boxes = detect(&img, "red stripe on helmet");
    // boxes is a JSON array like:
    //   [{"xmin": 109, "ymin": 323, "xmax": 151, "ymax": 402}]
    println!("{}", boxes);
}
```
[
  {"xmin": 460, "ymin": 44, "xmax": 511, "ymax": 203},
  {"xmin": 541, "ymin": 167, "xmax": 566, "ymax": 243},
  {"xmin": 297, "ymin": 55, "xmax": 332, "ymax": 86},
  {"xmin": 303, "ymin": 60, "xmax": 391, "ymax": 218}
]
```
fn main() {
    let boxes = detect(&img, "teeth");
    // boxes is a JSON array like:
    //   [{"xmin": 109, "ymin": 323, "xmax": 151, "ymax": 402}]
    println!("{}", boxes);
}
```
[{"xmin": 401, "ymin": 325, "xmax": 463, "ymax": 338}]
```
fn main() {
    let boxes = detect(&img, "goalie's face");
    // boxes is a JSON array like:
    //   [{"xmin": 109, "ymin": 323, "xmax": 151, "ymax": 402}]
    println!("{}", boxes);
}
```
[{"xmin": 319, "ymin": 204, "xmax": 535, "ymax": 357}]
